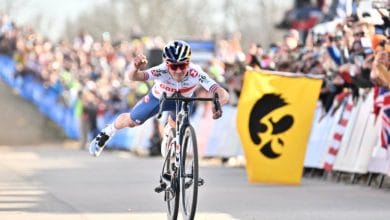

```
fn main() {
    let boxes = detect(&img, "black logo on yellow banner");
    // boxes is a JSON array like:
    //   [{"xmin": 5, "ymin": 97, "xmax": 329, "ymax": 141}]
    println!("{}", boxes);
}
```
[{"xmin": 249, "ymin": 94, "xmax": 294, "ymax": 159}]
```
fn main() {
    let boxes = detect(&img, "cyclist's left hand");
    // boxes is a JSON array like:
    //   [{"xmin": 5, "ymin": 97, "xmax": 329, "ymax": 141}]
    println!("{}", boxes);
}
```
[
  {"xmin": 212, "ymin": 108, "xmax": 222, "ymax": 119},
  {"xmin": 134, "ymin": 54, "xmax": 148, "ymax": 69}
]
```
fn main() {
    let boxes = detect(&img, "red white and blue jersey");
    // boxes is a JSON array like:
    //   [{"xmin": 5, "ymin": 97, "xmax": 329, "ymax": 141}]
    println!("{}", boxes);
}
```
[{"xmin": 144, "ymin": 63, "xmax": 219, "ymax": 98}]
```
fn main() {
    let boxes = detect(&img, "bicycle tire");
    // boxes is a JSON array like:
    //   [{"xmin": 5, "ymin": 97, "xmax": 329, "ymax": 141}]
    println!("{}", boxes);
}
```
[
  {"xmin": 164, "ymin": 128, "xmax": 180, "ymax": 220},
  {"xmin": 180, "ymin": 125, "xmax": 199, "ymax": 220}
]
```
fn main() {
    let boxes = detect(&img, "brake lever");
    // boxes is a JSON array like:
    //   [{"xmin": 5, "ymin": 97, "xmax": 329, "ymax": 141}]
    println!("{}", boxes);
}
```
[{"xmin": 213, "ymin": 93, "xmax": 221, "ymax": 113}]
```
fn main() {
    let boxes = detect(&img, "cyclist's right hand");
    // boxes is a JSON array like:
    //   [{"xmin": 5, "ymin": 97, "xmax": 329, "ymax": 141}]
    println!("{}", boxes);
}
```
[
  {"xmin": 212, "ymin": 108, "xmax": 222, "ymax": 119},
  {"xmin": 133, "ymin": 54, "xmax": 148, "ymax": 69}
]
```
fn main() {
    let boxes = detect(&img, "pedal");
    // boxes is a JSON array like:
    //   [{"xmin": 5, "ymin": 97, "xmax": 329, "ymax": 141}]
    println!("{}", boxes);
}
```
[
  {"xmin": 183, "ymin": 178, "xmax": 205, "ymax": 189},
  {"xmin": 162, "ymin": 173, "xmax": 172, "ymax": 181},
  {"xmin": 198, "ymin": 178, "xmax": 205, "ymax": 186},
  {"xmin": 154, "ymin": 182, "xmax": 167, "ymax": 193}
]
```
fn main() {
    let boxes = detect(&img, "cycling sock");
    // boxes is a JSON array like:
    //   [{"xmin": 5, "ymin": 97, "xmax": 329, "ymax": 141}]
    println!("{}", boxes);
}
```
[{"xmin": 103, "ymin": 123, "xmax": 117, "ymax": 136}]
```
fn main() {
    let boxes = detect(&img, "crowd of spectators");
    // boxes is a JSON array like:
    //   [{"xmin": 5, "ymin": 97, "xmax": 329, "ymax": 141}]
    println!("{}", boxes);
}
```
[
  {"xmin": 245, "ymin": 8, "xmax": 389, "ymax": 114},
  {"xmin": 0, "ymin": 5, "xmax": 389, "ymax": 149}
]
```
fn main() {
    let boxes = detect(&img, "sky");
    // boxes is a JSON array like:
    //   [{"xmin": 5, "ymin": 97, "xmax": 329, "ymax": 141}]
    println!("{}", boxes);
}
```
[
  {"xmin": 0, "ymin": 0, "xmax": 294, "ymax": 43},
  {"xmin": 0, "ymin": 0, "xmax": 109, "ymax": 40}
]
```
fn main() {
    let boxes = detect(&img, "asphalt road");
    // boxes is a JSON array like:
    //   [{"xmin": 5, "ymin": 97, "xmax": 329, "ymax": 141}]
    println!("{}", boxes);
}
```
[{"xmin": 1, "ymin": 145, "xmax": 389, "ymax": 220}]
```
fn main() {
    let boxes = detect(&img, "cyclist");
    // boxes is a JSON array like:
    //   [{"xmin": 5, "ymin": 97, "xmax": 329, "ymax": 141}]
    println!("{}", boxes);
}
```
[{"xmin": 89, "ymin": 40, "xmax": 230, "ymax": 157}]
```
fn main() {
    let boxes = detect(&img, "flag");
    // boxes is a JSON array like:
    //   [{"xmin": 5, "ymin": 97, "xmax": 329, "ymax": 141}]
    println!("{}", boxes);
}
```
[
  {"xmin": 374, "ymin": 87, "xmax": 390, "ymax": 149},
  {"xmin": 236, "ymin": 70, "xmax": 322, "ymax": 184}
]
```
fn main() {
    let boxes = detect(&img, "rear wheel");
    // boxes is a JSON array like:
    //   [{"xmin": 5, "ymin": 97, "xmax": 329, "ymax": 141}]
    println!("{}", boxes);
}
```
[
  {"xmin": 164, "ymin": 128, "xmax": 179, "ymax": 220},
  {"xmin": 181, "ymin": 125, "xmax": 199, "ymax": 220}
]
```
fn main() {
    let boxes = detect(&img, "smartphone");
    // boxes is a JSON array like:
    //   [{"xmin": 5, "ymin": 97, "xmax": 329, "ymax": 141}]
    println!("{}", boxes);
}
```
[{"xmin": 361, "ymin": 38, "xmax": 373, "ymax": 55}]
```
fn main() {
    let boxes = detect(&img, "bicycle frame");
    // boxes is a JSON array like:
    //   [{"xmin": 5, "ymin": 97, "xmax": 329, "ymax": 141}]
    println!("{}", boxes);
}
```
[
  {"xmin": 158, "ymin": 92, "xmax": 219, "ymax": 168},
  {"xmin": 174, "ymin": 100, "xmax": 188, "ymax": 170},
  {"xmin": 156, "ymin": 91, "xmax": 220, "ymax": 220}
]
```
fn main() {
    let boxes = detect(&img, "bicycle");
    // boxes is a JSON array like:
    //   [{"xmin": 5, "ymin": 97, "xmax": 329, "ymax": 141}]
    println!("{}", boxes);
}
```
[{"xmin": 154, "ymin": 91, "xmax": 221, "ymax": 220}]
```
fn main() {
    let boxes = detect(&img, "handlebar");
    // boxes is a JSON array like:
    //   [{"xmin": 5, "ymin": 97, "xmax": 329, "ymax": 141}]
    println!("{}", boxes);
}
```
[{"xmin": 156, "ymin": 92, "xmax": 221, "ymax": 119}]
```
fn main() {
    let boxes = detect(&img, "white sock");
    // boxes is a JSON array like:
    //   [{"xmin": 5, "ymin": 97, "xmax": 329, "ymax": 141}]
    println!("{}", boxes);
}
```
[
  {"xmin": 163, "ymin": 123, "xmax": 172, "ymax": 136},
  {"xmin": 102, "ymin": 123, "xmax": 118, "ymax": 136}
]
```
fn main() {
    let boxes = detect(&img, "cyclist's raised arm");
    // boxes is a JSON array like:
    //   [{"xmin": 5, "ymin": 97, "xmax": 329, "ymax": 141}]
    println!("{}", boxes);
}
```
[{"xmin": 127, "ymin": 54, "xmax": 148, "ymax": 81}]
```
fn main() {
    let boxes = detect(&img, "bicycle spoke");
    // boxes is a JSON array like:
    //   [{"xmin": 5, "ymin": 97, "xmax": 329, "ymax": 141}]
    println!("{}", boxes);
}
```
[
  {"xmin": 181, "ymin": 126, "xmax": 199, "ymax": 220},
  {"xmin": 160, "ymin": 128, "xmax": 179, "ymax": 220}
]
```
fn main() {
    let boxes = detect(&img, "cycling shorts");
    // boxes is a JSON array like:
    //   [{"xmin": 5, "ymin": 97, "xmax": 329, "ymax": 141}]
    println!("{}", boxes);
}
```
[{"xmin": 130, "ymin": 92, "xmax": 193, "ymax": 125}]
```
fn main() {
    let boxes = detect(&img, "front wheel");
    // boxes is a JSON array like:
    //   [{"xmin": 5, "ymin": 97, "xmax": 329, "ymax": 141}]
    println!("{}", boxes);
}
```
[
  {"xmin": 163, "ymin": 128, "xmax": 179, "ymax": 220},
  {"xmin": 181, "ymin": 125, "xmax": 199, "ymax": 220}
]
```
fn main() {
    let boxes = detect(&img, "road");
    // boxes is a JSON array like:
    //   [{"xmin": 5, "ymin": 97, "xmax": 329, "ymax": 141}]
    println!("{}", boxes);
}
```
[{"xmin": 0, "ymin": 145, "xmax": 389, "ymax": 220}]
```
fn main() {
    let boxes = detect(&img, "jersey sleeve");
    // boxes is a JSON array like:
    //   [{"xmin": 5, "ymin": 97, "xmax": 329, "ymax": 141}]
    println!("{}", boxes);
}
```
[
  {"xmin": 194, "ymin": 65, "xmax": 220, "ymax": 93},
  {"xmin": 144, "ymin": 63, "xmax": 165, "ymax": 81}
]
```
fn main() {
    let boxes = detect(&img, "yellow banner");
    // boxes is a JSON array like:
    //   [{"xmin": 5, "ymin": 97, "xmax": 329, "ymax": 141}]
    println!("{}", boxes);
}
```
[{"xmin": 237, "ymin": 70, "xmax": 322, "ymax": 184}]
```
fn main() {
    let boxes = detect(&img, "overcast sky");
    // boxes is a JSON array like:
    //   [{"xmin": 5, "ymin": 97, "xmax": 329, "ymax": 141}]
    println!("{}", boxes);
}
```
[{"xmin": 0, "ymin": 0, "xmax": 109, "ymax": 39}]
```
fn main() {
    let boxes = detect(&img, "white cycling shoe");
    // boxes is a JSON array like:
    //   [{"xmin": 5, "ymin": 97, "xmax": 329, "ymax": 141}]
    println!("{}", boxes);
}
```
[{"xmin": 89, "ymin": 132, "xmax": 111, "ymax": 157}]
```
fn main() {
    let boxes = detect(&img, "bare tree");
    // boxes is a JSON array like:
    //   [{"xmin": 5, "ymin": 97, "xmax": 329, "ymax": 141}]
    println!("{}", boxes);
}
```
[
  {"xmin": 117, "ymin": 0, "xmax": 209, "ymax": 39},
  {"xmin": 64, "ymin": 0, "xmax": 214, "ymax": 41},
  {"xmin": 62, "ymin": 0, "xmax": 291, "ymax": 49},
  {"xmin": 0, "ymin": 0, "xmax": 26, "ymax": 17}
]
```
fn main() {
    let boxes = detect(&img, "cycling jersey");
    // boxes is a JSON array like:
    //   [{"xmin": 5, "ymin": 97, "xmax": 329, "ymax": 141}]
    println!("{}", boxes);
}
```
[
  {"xmin": 129, "ymin": 62, "xmax": 219, "ymax": 125},
  {"xmin": 144, "ymin": 63, "xmax": 219, "ymax": 99}
]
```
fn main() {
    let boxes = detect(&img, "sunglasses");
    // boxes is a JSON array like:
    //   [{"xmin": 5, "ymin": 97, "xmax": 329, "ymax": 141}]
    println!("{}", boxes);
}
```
[
  {"xmin": 167, "ymin": 62, "xmax": 189, "ymax": 71},
  {"xmin": 353, "ymin": 32, "xmax": 365, "ymax": 37}
]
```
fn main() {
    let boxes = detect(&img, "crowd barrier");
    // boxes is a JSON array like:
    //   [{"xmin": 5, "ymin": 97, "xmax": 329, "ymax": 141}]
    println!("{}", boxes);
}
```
[
  {"xmin": 0, "ymin": 55, "xmax": 80, "ymax": 139},
  {"xmin": 332, "ymin": 92, "xmax": 377, "ymax": 174},
  {"xmin": 2, "ymin": 54, "xmax": 390, "ymax": 178},
  {"xmin": 106, "ymin": 103, "xmax": 243, "ymax": 156},
  {"xmin": 192, "ymin": 104, "xmax": 243, "ymax": 157},
  {"xmin": 305, "ymin": 90, "xmax": 390, "ymax": 178},
  {"xmin": 322, "ymin": 97, "xmax": 353, "ymax": 171}
]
